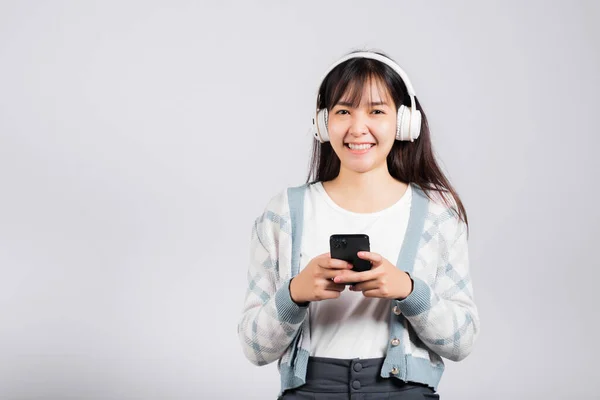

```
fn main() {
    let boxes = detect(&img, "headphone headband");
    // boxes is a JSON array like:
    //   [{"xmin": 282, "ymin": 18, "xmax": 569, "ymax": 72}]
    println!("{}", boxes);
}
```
[{"xmin": 317, "ymin": 51, "xmax": 417, "ymax": 99}]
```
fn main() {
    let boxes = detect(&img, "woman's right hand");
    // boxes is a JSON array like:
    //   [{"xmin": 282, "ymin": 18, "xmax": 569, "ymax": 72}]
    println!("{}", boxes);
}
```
[{"xmin": 289, "ymin": 253, "xmax": 352, "ymax": 304}]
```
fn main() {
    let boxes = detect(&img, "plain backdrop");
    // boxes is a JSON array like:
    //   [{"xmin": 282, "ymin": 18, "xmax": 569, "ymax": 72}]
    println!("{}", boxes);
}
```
[{"xmin": 1, "ymin": 1, "xmax": 599, "ymax": 399}]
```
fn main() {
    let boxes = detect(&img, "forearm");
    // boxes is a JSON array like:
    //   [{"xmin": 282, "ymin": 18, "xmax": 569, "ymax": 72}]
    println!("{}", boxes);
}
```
[
  {"xmin": 238, "ymin": 278, "xmax": 308, "ymax": 365},
  {"xmin": 395, "ymin": 277, "xmax": 479, "ymax": 361}
]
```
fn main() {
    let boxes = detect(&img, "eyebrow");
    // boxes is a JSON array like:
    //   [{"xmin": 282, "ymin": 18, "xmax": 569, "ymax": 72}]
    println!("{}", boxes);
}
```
[{"xmin": 336, "ymin": 100, "xmax": 390, "ymax": 107}]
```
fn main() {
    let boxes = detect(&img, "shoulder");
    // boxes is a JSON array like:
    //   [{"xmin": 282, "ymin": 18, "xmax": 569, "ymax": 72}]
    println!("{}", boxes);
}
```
[
  {"xmin": 255, "ymin": 183, "xmax": 310, "ymax": 235},
  {"xmin": 412, "ymin": 184, "xmax": 466, "ymax": 239},
  {"xmin": 410, "ymin": 184, "xmax": 457, "ymax": 215},
  {"xmin": 260, "ymin": 183, "xmax": 312, "ymax": 215},
  {"xmin": 255, "ymin": 188, "xmax": 290, "ymax": 230}
]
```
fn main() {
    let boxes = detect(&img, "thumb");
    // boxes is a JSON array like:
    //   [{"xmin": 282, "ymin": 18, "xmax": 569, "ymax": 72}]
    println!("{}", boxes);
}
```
[{"xmin": 358, "ymin": 251, "xmax": 383, "ymax": 266}]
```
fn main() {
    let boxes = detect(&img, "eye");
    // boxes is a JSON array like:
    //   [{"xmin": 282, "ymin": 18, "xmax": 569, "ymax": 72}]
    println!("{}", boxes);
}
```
[
  {"xmin": 335, "ymin": 109, "xmax": 349, "ymax": 115},
  {"xmin": 371, "ymin": 109, "xmax": 385, "ymax": 115}
]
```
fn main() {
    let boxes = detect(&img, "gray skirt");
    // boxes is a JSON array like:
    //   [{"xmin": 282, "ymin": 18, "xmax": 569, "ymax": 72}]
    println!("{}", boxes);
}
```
[{"xmin": 280, "ymin": 357, "xmax": 439, "ymax": 399}]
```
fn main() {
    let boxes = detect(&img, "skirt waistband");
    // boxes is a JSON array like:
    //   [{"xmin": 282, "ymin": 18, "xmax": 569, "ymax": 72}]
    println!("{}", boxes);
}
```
[{"xmin": 301, "ymin": 356, "xmax": 432, "ymax": 394}]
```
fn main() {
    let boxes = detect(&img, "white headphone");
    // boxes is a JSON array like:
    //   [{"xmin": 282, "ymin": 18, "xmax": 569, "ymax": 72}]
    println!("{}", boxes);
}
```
[{"xmin": 310, "ymin": 51, "xmax": 422, "ymax": 143}]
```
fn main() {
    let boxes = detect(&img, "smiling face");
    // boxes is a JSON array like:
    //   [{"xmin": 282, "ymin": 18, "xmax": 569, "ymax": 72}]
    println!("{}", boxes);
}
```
[{"xmin": 326, "ymin": 76, "xmax": 398, "ymax": 175}]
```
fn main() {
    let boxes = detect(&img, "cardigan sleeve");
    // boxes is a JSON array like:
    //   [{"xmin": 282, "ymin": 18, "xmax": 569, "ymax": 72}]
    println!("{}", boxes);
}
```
[
  {"xmin": 237, "ymin": 195, "xmax": 308, "ymax": 366},
  {"xmin": 395, "ymin": 210, "xmax": 480, "ymax": 361}
]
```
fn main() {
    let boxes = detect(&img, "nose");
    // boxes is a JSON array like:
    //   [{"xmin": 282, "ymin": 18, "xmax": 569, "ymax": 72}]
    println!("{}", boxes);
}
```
[{"xmin": 348, "ymin": 111, "xmax": 369, "ymax": 137}]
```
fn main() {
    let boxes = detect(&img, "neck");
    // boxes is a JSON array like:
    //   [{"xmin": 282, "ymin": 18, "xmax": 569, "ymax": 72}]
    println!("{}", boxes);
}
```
[
  {"xmin": 334, "ymin": 164, "xmax": 397, "ymax": 192},
  {"xmin": 322, "ymin": 164, "xmax": 408, "ymax": 213}
]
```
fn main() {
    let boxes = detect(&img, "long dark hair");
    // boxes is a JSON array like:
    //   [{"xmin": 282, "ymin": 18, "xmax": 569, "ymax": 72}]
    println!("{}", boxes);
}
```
[{"xmin": 307, "ymin": 51, "xmax": 468, "ymax": 228}]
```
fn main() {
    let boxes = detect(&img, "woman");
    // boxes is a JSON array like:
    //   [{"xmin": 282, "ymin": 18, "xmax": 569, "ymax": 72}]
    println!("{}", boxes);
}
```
[{"xmin": 238, "ymin": 50, "xmax": 480, "ymax": 399}]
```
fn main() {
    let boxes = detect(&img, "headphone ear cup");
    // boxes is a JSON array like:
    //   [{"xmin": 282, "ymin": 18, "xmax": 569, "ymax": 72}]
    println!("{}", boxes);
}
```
[
  {"xmin": 315, "ymin": 108, "xmax": 330, "ymax": 142},
  {"xmin": 311, "ymin": 118, "xmax": 319, "ymax": 141},
  {"xmin": 410, "ymin": 110, "xmax": 422, "ymax": 141},
  {"xmin": 396, "ymin": 105, "xmax": 409, "ymax": 141},
  {"xmin": 396, "ymin": 105, "xmax": 422, "ymax": 141}
]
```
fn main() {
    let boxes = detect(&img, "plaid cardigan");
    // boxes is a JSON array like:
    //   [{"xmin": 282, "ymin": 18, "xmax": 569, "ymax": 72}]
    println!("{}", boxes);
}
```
[{"xmin": 238, "ymin": 183, "xmax": 479, "ymax": 396}]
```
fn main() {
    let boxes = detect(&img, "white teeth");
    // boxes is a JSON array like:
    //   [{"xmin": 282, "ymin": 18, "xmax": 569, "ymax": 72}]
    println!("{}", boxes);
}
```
[{"xmin": 347, "ymin": 143, "xmax": 373, "ymax": 150}]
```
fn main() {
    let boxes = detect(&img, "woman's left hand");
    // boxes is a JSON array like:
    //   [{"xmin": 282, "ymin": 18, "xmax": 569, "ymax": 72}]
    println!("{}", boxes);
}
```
[{"xmin": 333, "ymin": 251, "xmax": 413, "ymax": 299}]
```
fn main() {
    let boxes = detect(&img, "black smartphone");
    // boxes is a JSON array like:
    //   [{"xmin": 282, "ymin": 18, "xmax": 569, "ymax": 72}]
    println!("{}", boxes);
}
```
[{"xmin": 329, "ymin": 234, "xmax": 371, "ymax": 274}]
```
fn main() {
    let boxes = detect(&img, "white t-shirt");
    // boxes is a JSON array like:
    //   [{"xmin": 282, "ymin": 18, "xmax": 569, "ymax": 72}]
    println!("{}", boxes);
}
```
[{"xmin": 299, "ymin": 182, "xmax": 412, "ymax": 359}]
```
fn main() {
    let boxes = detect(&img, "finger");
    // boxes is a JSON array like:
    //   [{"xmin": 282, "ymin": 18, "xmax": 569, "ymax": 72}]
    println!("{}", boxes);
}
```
[
  {"xmin": 318, "ymin": 289, "xmax": 344, "ymax": 300},
  {"xmin": 324, "ymin": 282, "xmax": 346, "ymax": 292},
  {"xmin": 361, "ymin": 288, "xmax": 383, "ymax": 298},
  {"xmin": 314, "ymin": 252, "xmax": 332, "ymax": 262},
  {"xmin": 357, "ymin": 251, "xmax": 383, "ymax": 265},
  {"xmin": 349, "ymin": 279, "xmax": 379, "ymax": 293},
  {"xmin": 333, "ymin": 269, "xmax": 378, "ymax": 284},
  {"xmin": 324, "ymin": 267, "xmax": 361, "ymax": 280},
  {"xmin": 320, "ymin": 258, "xmax": 353, "ymax": 270},
  {"xmin": 323, "ymin": 268, "xmax": 350, "ymax": 280}
]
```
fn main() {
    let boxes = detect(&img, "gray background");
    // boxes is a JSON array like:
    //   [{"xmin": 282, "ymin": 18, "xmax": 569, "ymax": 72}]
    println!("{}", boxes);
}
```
[{"xmin": 1, "ymin": 1, "xmax": 598, "ymax": 399}]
